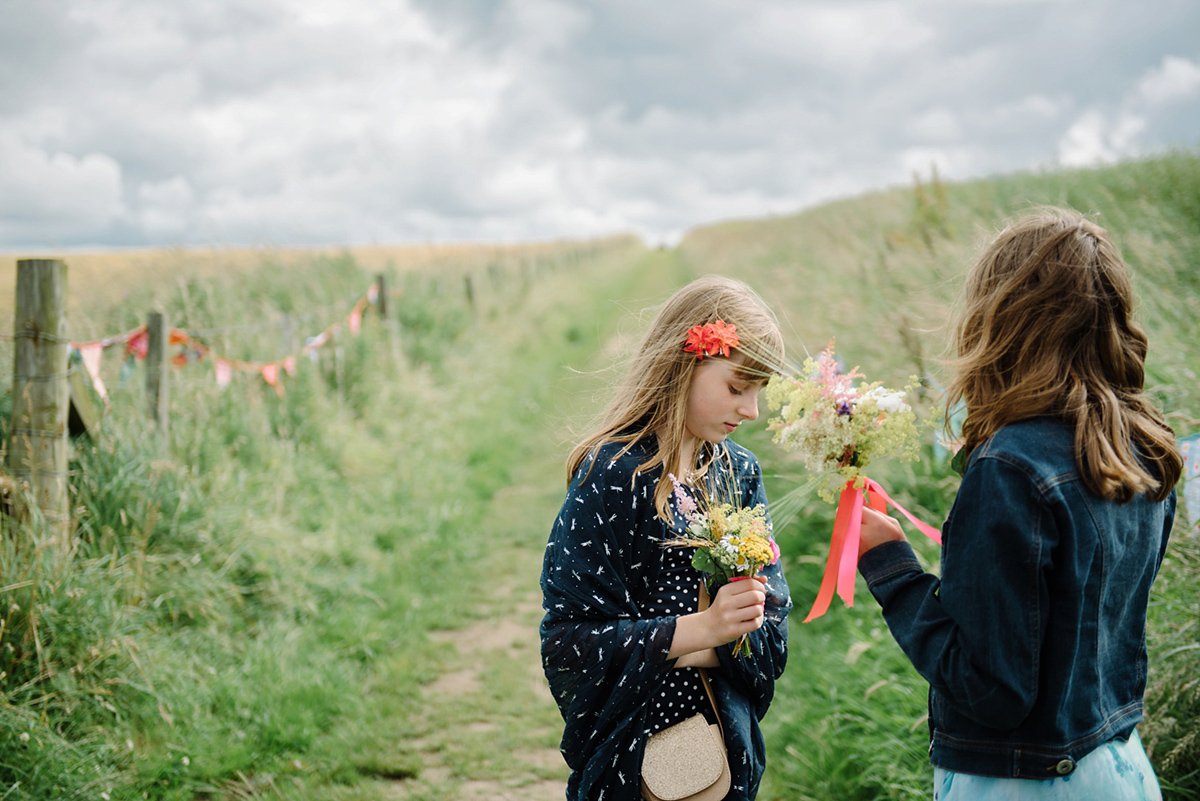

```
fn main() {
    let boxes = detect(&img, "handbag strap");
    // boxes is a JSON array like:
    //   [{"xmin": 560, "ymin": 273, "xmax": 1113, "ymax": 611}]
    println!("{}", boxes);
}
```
[{"xmin": 695, "ymin": 583, "xmax": 724, "ymax": 740}]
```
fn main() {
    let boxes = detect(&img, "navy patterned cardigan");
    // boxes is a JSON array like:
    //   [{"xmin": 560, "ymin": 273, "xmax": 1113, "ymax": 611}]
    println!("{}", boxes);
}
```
[{"xmin": 540, "ymin": 437, "xmax": 792, "ymax": 801}]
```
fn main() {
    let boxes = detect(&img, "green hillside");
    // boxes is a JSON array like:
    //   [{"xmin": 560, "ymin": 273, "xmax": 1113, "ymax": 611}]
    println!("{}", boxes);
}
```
[
  {"xmin": 677, "ymin": 150, "xmax": 1200, "ymax": 800},
  {"xmin": 1, "ymin": 150, "xmax": 1197, "ymax": 800}
]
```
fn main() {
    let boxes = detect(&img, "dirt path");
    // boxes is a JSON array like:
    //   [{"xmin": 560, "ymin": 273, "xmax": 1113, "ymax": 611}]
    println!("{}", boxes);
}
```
[
  {"xmin": 374, "ymin": 257, "xmax": 677, "ymax": 800},
  {"xmin": 381, "ymin": 482, "xmax": 570, "ymax": 800}
]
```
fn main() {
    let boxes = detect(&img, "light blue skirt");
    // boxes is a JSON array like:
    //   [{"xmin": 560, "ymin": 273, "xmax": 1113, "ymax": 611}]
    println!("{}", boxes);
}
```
[{"xmin": 934, "ymin": 730, "xmax": 1161, "ymax": 801}]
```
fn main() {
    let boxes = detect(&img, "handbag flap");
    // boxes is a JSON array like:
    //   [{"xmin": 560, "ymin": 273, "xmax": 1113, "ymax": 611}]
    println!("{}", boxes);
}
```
[{"xmin": 641, "ymin": 714, "xmax": 726, "ymax": 800}]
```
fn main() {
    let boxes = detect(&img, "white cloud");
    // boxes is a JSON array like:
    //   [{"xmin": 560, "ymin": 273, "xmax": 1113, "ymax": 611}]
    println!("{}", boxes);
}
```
[
  {"xmin": 1058, "ymin": 53, "xmax": 1198, "ymax": 168},
  {"xmin": 745, "ymin": 2, "xmax": 935, "ymax": 70},
  {"xmin": 1136, "ymin": 55, "xmax": 1200, "ymax": 107},
  {"xmin": 0, "ymin": 131, "xmax": 125, "ymax": 243},
  {"xmin": 1058, "ymin": 110, "xmax": 1116, "ymax": 166},
  {"xmin": 1057, "ymin": 114, "xmax": 1147, "ymax": 171},
  {"xmin": 1109, "ymin": 112, "xmax": 1148, "ymax": 153}
]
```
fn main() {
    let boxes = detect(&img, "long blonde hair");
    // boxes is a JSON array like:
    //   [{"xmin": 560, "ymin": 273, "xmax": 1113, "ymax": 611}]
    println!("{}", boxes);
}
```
[
  {"xmin": 945, "ymin": 208, "xmax": 1181, "ymax": 502},
  {"xmin": 568, "ymin": 275, "xmax": 784, "ymax": 519}
]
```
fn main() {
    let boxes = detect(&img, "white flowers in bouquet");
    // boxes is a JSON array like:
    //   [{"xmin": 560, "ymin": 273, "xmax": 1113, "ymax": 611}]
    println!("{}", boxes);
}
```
[{"xmin": 766, "ymin": 342, "xmax": 923, "ymax": 503}]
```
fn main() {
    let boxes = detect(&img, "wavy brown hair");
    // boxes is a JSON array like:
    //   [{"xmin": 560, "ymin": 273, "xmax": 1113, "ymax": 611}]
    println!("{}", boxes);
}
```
[
  {"xmin": 567, "ymin": 275, "xmax": 784, "ymax": 520},
  {"xmin": 945, "ymin": 207, "xmax": 1181, "ymax": 502}
]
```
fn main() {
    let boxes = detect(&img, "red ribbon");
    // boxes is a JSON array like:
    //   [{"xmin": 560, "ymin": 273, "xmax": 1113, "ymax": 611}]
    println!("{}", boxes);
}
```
[{"xmin": 802, "ymin": 477, "xmax": 942, "ymax": 622}]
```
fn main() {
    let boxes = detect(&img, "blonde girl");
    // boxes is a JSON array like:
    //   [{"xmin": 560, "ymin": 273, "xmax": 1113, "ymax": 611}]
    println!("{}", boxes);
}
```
[
  {"xmin": 858, "ymin": 208, "xmax": 1182, "ymax": 799},
  {"xmin": 541, "ymin": 275, "xmax": 792, "ymax": 801}
]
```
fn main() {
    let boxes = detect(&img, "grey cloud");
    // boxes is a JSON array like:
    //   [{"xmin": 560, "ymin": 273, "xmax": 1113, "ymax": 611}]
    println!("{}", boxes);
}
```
[{"xmin": 1, "ymin": 0, "xmax": 1198, "ymax": 250}]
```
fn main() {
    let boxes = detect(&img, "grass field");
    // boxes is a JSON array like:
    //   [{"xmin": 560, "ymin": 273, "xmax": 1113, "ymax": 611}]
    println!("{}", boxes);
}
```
[
  {"xmin": 0, "ymin": 237, "xmax": 623, "ymax": 341},
  {"xmin": 1, "ymin": 150, "xmax": 1198, "ymax": 800}
]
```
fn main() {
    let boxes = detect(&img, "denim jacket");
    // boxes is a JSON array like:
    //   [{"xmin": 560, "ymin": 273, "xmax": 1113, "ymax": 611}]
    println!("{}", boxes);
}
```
[{"xmin": 859, "ymin": 417, "xmax": 1175, "ymax": 779}]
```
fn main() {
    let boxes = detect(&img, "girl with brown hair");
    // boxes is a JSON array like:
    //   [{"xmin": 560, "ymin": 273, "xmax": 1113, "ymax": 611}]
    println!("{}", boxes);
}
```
[{"xmin": 857, "ymin": 208, "xmax": 1182, "ymax": 799}]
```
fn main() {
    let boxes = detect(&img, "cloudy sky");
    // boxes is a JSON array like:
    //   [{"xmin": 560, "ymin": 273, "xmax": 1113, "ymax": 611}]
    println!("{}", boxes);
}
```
[{"xmin": 2, "ymin": 0, "xmax": 1199, "ymax": 251}]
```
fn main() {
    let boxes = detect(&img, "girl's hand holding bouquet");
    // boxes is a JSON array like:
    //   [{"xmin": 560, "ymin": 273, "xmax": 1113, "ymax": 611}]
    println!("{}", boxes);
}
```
[{"xmin": 704, "ymin": 575, "xmax": 769, "ymax": 652}]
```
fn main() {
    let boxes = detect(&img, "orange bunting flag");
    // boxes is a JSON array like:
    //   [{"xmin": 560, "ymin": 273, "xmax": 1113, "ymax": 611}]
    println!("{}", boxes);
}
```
[
  {"xmin": 260, "ymin": 362, "xmax": 284, "ymax": 397},
  {"xmin": 282, "ymin": 355, "xmax": 297, "ymax": 377}
]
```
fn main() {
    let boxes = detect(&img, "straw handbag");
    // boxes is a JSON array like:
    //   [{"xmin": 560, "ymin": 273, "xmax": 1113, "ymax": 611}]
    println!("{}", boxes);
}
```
[{"xmin": 640, "ymin": 586, "xmax": 731, "ymax": 801}]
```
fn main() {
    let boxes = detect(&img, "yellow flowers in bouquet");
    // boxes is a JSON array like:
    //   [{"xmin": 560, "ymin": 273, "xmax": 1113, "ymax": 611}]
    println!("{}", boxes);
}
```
[{"xmin": 665, "ymin": 474, "xmax": 780, "ymax": 657}]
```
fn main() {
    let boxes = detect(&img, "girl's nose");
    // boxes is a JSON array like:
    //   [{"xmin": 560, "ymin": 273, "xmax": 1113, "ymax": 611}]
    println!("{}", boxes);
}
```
[{"xmin": 740, "ymin": 393, "xmax": 760, "ymax": 421}]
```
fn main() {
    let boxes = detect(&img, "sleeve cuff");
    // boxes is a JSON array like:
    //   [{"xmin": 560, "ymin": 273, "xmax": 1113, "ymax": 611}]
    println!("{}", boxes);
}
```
[{"xmin": 858, "ymin": 539, "xmax": 923, "ymax": 587}]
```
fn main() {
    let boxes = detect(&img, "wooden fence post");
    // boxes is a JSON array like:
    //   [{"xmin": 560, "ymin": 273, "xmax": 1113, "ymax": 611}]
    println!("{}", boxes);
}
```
[
  {"xmin": 146, "ymin": 311, "xmax": 169, "ymax": 433},
  {"xmin": 8, "ymin": 259, "xmax": 70, "ymax": 537},
  {"xmin": 377, "ymin": 272, "xmax": 406, "ymax": 369},
  {"xmin": 375, "ymin": 272, "xmax": 388, "ymax": 320}
]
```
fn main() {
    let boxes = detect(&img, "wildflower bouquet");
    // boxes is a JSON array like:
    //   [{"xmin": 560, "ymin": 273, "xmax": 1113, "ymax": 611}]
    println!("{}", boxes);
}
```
[
  {"xmin": 765, "ymin": 342, "xmax": 941, "ymax": 621},
  {"xmin": 666, "ymin": 473, "xmax": 780, "ymax": 657}
]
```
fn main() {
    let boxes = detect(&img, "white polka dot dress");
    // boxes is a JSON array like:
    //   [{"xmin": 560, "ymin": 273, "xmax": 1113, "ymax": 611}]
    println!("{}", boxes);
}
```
[{"xmin": 644, "ymin": 543, "xmax": 710, "ymax": 734}]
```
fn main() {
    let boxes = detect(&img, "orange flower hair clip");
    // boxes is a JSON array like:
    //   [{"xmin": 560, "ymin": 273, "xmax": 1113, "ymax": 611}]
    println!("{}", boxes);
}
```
[{"xmin": 683, "ymin": 320, "xmax": 740, "ymax": 360}]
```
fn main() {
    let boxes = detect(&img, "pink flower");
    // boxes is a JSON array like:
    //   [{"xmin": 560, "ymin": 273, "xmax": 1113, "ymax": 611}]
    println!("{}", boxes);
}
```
[{"xmin": 668, "ymin": 473, "xmax": 702, "ymax": 525}]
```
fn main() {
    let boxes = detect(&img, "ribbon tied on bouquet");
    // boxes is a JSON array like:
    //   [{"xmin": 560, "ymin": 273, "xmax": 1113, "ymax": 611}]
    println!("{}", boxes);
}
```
[{"xmin": 803, "ymin": 477, "xmax": 941, "ymax": 622}]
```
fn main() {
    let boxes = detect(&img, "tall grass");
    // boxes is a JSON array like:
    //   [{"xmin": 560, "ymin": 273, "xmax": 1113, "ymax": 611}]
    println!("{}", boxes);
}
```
[{"xmin": 0, "ymin": 236, "xmax": 646, "ymax": 799}]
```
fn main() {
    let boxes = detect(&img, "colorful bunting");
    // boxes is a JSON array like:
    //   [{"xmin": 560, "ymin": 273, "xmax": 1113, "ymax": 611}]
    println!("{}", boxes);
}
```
[{"xmin": 66, "ymin": 280, "xmax": 381, "ymax": 397}]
